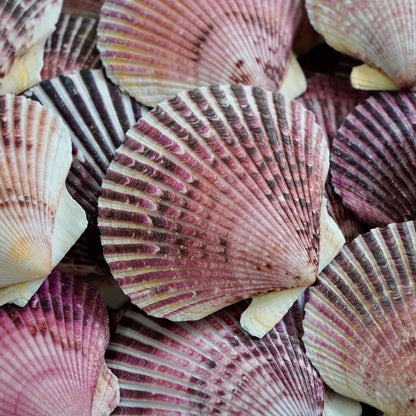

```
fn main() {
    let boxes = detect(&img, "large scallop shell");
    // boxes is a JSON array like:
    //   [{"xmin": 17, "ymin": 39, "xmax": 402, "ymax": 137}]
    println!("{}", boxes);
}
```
[
  {"xmin": 303, "ymin": 220, "xmax": 416, "ymax": 415},
  {"xmin": 0, "ymin": 94, "xmax": 87, "ymax": 307},
  {"xmin": 41, "ymin": 13, "xmax": 101, "ymax": 80},
  {"xmin": 97, "ymin": 0, "xmax": 307, "ymax": 107},
  {"xmin": 25, "ymin": 69, "xmax": 145, "ymax": 309},
  {"xmin": 305, "ymin": 0, "xmax": 416, "ymax": 91},
  {"xmin": 0, "ymin": 0, "xmax": 62, "ymax": 94},
  {"xmin": 98, "ymin": 84, "xmax": 342, "ymax": 329},
  {"xmin": 0, "ymin": 269, "xmax": 119, "ymax": 416},
  {"xmin": 106, "ymin": 301, "xmax": 325, "ymax": 415},
  {"xmin": 330, "ymin": 91, "xmax": 416, "ymax": 228}
]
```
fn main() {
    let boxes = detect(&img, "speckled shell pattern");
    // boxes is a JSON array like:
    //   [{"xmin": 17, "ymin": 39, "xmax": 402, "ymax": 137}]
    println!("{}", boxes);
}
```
[
  {"xmin": 98, "ymin": 84, "xmax": 329, "ymax": 321},
  {"xmin": 0, "ymin": 0, "xmax": 62, "ymax": 93},
  {"xmin": 0, "ymin": 270, "xmax": 119, "ymax": 416},
  {"xmin": 106, "ymin": 301, "xmax": 325, "ymax": 415},
  {"xmin": 330, "ymin": 91, "xmax": 416, "ymax": 228},
  {"xmin": 24, "ymin": 69, "xmax": 144, "ymax": 308},
  {"xmin": 41, "ymin": 13, "xmax": 101, "ymax": 80},
  {"xmin": 305, "ymin": 0, "xmax": 416, "ymax": 89},
  {"xmin": 0, "ymin": 94, "xmax": 86, "ymax": 299},
  {"xmin": 97, "ymin": 0, "xmax": 303, "ymax": 106},
  {"xmin": 303, "ymin": 221, "xmax": 416, "ymax": 416}
]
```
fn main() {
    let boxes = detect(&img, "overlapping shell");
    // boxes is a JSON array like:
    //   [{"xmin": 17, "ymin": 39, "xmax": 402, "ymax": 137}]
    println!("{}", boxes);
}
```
[
  {"xmin": 303, "ymin": 221, "xmax": 416, "ymax": 415},
  {"xmin": 297, "ymin": 73, "xmax": 370, "ymax": 242},
  {"xmin": 97, "ymin": 0, "xmax": 306, "ymax": 107},
  {"xmin": 25, "ymin": 69, "xmax": 144, "ymax": 309},
  {"xmin": 98, "ymin": 84, "xmax": 337, "ymax": 325},
  {"xmin": 305, "ymin": 0, "xmax": 416, "ymax": 91},
  {"xmin": 0, "ymin": 0, "xmax": 62, "ymax": 94},
  {"xmin": 106, "ymin": 301, "xmax": 325, "ymax": 415},
  {"xmin": 0, "ymin": 270, "xmax": 119, "ymax": 416},
  {"xmin": 0, "ymin": 94, "xmax": 87, "ymax": 306},
  {"xmin": 330, "ymin": 91, "xmax": 416, "ymax": 228},
  {"xmin": 63, "ymin": 0, "xmax": 104, "ymax": 18},
  {"xmin": 41, "ymin": 12, "xmax": 101, "ymax": 80}
]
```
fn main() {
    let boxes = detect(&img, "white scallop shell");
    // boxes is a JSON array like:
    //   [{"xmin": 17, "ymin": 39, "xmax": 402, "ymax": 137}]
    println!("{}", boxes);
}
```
[
  {"xmin": 106, "ymin": 301, "xmax": 325, "ymax": 415},
  {"xmin": 0, "ymin": 0, "xmax": 62, "ymax": 94},
  {"xmin": 98, "ymin": 84, "xmax": 338, "ymax": 326},
  {"xmin": 0, "ymin": 94, "xmax": 87, "ymax": 306},
  {"xmin": 303, "ymin": 221, "xmax": 416, "ymax": 415},
  {"xmin": 97, "ymin": 0, "xmax": 306, "ymax": 107},
  {"xmin": 0, "ymin": 270, "xmax": 119, "ymax": 416}
]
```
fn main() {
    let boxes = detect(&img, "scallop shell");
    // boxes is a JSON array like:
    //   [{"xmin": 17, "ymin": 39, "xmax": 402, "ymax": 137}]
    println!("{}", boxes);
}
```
[
  {"xmin": 330, "ymin": 91, "xmax": 416, "ymax": 228},
  {"xmin": 98, "ymin": 84, "xmax": 339, "ymax": 325},
  {"xmin": 41, "ymin": 13, "xmax": 101, "ymax": 80},
  {"xmin": 97, "ymin": 0, "xmax": 307, "ymax": 107},
  {"xmin": 0, "ymin": 94, "xmax": 87, "ymax": 307},
  {"xmin": 0, "ymin": 0, "xmax": 62, "ymax": 94},
  {"xmin": 303, "ymin": 220, "xmax": 416, "ymax": 415},
  {"xmin": 106, "ymin": 301, "xmax": 325, "ymax": 415},
  {"xmin": 305, "ymin": 0, "xmax": 416, "ymax": 91},
  {"xmin": 0, "ymin": 269, "xmax": 119, "ymax": 416},
  {"xmin": 25, "ymin": 69, "xmax": 145, "ymax": 309}
]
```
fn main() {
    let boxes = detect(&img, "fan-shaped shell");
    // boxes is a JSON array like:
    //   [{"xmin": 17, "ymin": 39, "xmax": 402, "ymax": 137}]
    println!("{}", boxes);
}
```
[
  {"xmin": 97, "ymin": 0, "xmax": 306, "ymax": 107},
  {"xmin": 41, "ymin": 13, "xmax": 101, "ymax": 80},
  {"xmin": 0, "ymin": 270, "xmax": 119, "ymax": 416},
  {"xmin": 330, "ymin": 91, "xmax": 416, "ymax": 228},
  {"xmin": 305, "ymin": 0, "xmax": 416, "ymax": 91},
  {"xmin": 106, "ymin": 301, "xmax": 325, "ymax": 415},
  {"xmin": 0, "ymin": 94, "xmax": 87, "ymax": 306},
  {"xmin": 98, "ymin": 84, "xmax": 331, "ymax": 322},
  {"xmin": 303, "ymin": 221, "xmax": 416, "ymax": 415},
  {"xmin": 25, "ymin": 69, "xmax": 145, "ymax": 309},
  {"xmin": 0, "ymin": 0, "xmax": 62, "ymax": 94}
]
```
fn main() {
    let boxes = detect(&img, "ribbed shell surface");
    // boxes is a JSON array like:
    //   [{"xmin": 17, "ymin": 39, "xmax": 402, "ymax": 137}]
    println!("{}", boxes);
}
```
[
  {"xmin": 98, "ymin": 84, "xmax": 329, "ymax": 321},
  {"xmin": 305, "ymin": 0, "xmax": 416, "ymax": 89},
  {"xmin": 41, "ymin": 13, "xmax": 101, "ymax": 80},
  {"xmin": 303, "ymin": 221, "xmax": 416, "ymax": 415},
  {"xmin": 0, "ymin": 270, "xmax": 119, "ymax": 416},
  {"xmin": 106, "ymin": 302, "xmax": 325, "ymax": 415},
  {"xmin": 330, "ymin": 92, "xmax": 416, "ymax": 228},
  {"xmin": 97, "ymin": 0, "xmax": 303, "ymax": 106}
]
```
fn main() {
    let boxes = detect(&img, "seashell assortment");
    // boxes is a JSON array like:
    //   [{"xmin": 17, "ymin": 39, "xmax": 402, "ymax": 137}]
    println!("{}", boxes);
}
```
[
  {"xmin": 0, "ymin": 270, "xmax": 119, "ymax": 416},
  {"xmin": 97, "ymin": 0, "xmax": 307, "ymax": 107},
  {"xmin": 3, "ymin": 0, "xmax": 416, "ymax": 414}
]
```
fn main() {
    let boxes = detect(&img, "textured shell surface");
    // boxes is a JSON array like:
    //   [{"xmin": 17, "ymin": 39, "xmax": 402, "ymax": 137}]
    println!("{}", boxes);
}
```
[
  {"xmin": 97, "ymin": 0, "xmax": 306, "ymax": 107},
  {"xmin": 305, "ymin": 0, "xmax": 416, "ymax": 90},
  {"xmin": 106, "ymin": 301, "xmax": 325, "ymax": 415},
  {"xmin": 330, "ymin": 91, "xmax": 416, "ymax": 228},
  {"xmin": 0, "ymin": 0, "xmax": 62, "ymax": 94},
  {"xmin": 25, "ymin": 69, "xmax": 144, "ymax": 309},
  {"xmin": 41, "ymin": 12, "xmax": 102, "ymax": 81},
  {"xmin": 303, "ymin": 221, "xmax": 416, "ymax": 416},
  {"xmin": 0, "ymin": 270, "xmax": 119, "ymax": 416},
  {"xmin": 0, "ymin": 94, "xmax": 87, "ymax": 307},
  {"xmin": 63, "ymin": 0, "xmax": 105, "ymax": 18},
  {"xmin": 98, "ymin": 84, "xmax": 330, "ymax": 322}
]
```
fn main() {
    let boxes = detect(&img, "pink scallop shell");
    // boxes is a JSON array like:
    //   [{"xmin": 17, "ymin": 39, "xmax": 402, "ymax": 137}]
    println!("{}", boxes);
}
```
[
  {"xmin": 106, "ymin": 301, "xmax": 325, "ymax": 415},
  {"xmin": 0, "ymin": 270, "xmax": 119, "ymax": 415},
  {"xmin": 97, "ymin": 0, "xmax": 304, "ymax": 106},
  {"xmin": 303, "ymin": 221, "xmax": 416, "ymax": 415},
  {"xmin": 98, "ymin": 84, "xmax": 330, "ymax": 321}
]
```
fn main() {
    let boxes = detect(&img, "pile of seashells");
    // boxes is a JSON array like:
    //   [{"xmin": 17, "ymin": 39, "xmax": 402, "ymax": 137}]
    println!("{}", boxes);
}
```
[{"xmin": 1, "ymin": 0, "xmax": 415, "ymax": 414}]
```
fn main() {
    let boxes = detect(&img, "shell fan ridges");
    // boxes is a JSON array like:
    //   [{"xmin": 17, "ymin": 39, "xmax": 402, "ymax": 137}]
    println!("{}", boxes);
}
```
[
  {"xmin": 0, "ymin": 270, "xmax": 119, "ymax": 416},
  {"xmin": 303, "ymin": 221, "xmax": 416, "ymax": 415},
  {"xmin": 98, "ymin": 84, "xmax": 330, "ymax": 321},
  {"xmin": 97, "ymin": 0, "xmax": 306, "ymax": 107},
  {"xmin": 0, "ymin": 94, "xmax": 87, "ymax": 306},
  {"xmin": 106, "ymin": 301, "xmax": 325, "ymax": 415}
]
